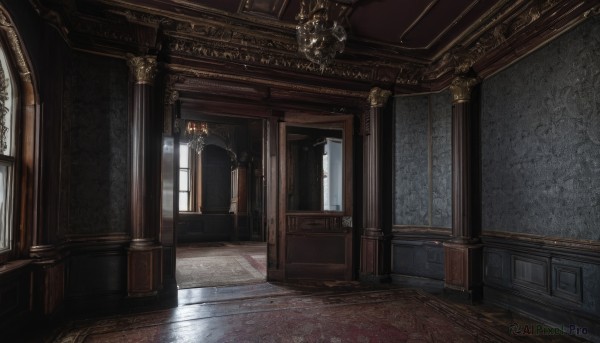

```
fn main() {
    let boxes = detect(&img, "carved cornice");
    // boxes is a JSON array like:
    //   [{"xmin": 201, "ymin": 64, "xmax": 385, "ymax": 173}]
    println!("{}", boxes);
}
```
[
  {"xmin": 449, "ymin": 76, "xmax": 478, "ymax": 103},
  {"xmin": 0, "ymin": 9, "xmax": 32, "ymax": 83},
  {"xmin": 423, "ymin": 0, "xmax": 596, "ymax": 84},
  {"xmin": 168, "ymin": 36, "xmax": 373, "ymax": 82},
  {"xmin": 167, "ymin": 64, "xmax": 369, "ymax": 99},
  {"xmin": 127, "ymin": 54, "xmax": 157, "ymax": 84},
  {"xmin": 368, "ymin": 87, "xmax": 392, "ymax": 108},
  {"xmin": 36, "ymin": 0, "xmax": 600, "ymax": 93}
]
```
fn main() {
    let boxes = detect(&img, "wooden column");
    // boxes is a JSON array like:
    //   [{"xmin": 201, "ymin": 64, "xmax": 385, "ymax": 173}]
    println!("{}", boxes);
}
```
[
  {"xmin": 360, "ymin": 87, "xmax": 391, "ymax": 282},
  {"xmin": 127, "ymin": 55, "xmax": 162, "ymax": 297},
  {"xmin": 444, "ymin": 75, "xmax": 482, "ymax": 299}
]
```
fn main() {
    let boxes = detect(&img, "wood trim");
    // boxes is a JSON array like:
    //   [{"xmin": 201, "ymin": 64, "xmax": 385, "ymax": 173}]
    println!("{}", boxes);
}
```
[
  {"xmin": 482, "ymin": 230, "xmax": 600, "ymax": 257},
  {"xmin": 392, "ymin": 226, "xmax": 452, "ymax": 237}
]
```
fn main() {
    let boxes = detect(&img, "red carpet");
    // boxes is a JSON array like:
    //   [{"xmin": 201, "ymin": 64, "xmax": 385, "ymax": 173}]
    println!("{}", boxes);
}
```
[{"xmin": 53, "ymin": 288, "xmax": 515, "ymax": 342}]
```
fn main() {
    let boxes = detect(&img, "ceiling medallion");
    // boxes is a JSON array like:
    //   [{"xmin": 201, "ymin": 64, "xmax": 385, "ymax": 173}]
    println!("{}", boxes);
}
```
[{"xmin": 296, "ymin": 0, "xmax": 347, "ymax": 69}]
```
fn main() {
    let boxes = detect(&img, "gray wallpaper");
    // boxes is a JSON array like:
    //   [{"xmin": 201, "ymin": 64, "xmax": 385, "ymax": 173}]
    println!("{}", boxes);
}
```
[
  {"xmin": 394, "ymin": 91, "xmax": 452, "ymax": 227},
  {"xmin": 430, "ymin": 91, "xmax": 452, "ymax": 228},
  {"xmin": 67, "ymin": 52, "xmax": 129, "ymax": 234},
  {"xmin": 394, "ymin": 96, "xmax": 429, "ymax": 226},
  {"xmin": 481, "ymin": 16, "xmax": 600, "ymax": 240}
]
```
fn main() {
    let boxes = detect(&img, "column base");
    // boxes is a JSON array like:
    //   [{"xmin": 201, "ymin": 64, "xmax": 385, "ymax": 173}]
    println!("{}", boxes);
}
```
[
  {"xmin": 127, "ymin": 245, "xmax": 162, "ymax": 297},
  {"xmin": 443, "ymin": 241, "xmax": 482, "ymax": 301},
  {"xmin": 359, "ymin": 228, "xmax": 391, "ymax": 282}
]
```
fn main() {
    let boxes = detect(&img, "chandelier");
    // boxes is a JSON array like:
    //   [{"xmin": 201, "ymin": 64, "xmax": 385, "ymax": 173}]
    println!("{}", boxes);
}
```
[
  {"xmin": 185, "ymin": 121, "xmax": 208, "ymax": 154},
  {"xmin": 296, "ymin": 0, "xmax": 347, "ymax": 69}
]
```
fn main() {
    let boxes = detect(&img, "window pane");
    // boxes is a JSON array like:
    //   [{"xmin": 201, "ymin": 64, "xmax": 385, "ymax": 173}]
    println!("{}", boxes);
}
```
[
  {"xmin": 179, "ymin": 192, "xmax": 189, "ymax": 211},
  {"xmin": 0, "ymin": 164, "xmax": 10, "ymax": 252},
  {"xmin": 179, "ymin": 170, "xmax": 189, "ymax": 191},
  {"xmin": 180, "ymin": 143, "xmax": 189, "ymax": 168}
]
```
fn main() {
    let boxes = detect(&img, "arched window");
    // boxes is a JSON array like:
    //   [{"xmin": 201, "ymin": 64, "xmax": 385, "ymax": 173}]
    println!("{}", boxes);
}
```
[{"xmin": 0, "ymin": 35, "xmax": 16, "ymax": 260}]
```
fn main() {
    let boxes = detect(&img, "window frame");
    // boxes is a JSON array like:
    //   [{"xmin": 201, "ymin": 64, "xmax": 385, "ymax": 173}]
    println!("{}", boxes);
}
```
[{"xmin": 0, "ymin": 32, "xmax": 19, "ymax": 264}]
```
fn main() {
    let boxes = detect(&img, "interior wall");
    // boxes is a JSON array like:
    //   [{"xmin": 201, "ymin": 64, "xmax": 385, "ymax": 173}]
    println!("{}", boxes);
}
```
[
  {"xmin": 394, "ymin": 91, "xmax": 452, "ymax": 228},
  {"xmin": 481, "ymin": 16, "xmax": 600, "ymax": 240},
  {"xmin": 480, "ymin": 16, "xmax": 600, "ymax": 334},
  {"xmin": 65, "ymin": 51, "xmax": 129, "ymax": 235},
  {"xmin": 391, "ymin": 91, "xmax": 452, "ymax": 282}
]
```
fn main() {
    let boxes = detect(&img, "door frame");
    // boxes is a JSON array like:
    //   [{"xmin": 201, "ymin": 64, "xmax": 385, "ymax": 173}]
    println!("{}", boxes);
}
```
[{"xmin": 270, "ymin": 112, "xmax": 354, "ymax": 281}]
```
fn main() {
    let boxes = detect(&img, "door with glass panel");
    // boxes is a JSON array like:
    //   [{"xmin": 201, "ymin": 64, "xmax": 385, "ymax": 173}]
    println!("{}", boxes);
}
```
[{"xmin": 279, "ymin": 114, "xmax": 353, "ymax": 280}]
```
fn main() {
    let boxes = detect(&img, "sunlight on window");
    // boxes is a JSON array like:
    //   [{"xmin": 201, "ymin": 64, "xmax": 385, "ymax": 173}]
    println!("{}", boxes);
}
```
[{"xmin": 179, "ymin": 143, "xmax": 190, "ymax": 211}]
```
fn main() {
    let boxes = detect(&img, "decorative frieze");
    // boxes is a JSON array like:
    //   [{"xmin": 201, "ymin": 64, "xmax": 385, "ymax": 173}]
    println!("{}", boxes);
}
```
[{"xmin": 168, "ymin": 36, "xmax": 372, "ymax": 81}]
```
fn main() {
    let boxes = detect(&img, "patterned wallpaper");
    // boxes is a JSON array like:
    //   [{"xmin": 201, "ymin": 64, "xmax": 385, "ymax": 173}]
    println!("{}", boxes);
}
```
[
  {"xmin": 66, "ymin": 52, "xmax": 129, "ymax": 234},
  {"xmin": 481, "ymin": 16, "xmax": 600, "ymax": 240},
  {"xmin": 394, "ymin": 91, "xmax": 452, "ymax": 227},
  {"xmin": 430, "ymin": 91, "xmax": 452, "ymax": 228}
]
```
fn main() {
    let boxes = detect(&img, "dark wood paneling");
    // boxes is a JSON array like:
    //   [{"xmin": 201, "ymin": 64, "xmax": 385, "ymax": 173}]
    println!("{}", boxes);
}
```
[
  {"xmin": 552, "ymin": 262, "xmax": 582, "ymax": 304},
  {"xmin": 177, "ymin": 214, "xmax": 234, "ymax": 242},
  {"xmin": 391, "ymin": 238, "xmax": 446, "ymax": 280},
  {"xmin": 0, "ymin": 261, "xmax": 32, "ymax": 333},
  {"xmin": 511, "ymin": 254, "xmax": 549, "ymax": 294},
  {"xmin": 67, "ymin": 246, "xmax": 127, "ymax": 298},
  {"xmin": 482, "ymin": 232, "xmax": 600, "ymax": 329},
  {"xmin": 287, "ymin": 215, "xmax": 343, "ymax": 233},
  {"xmin": 287, "ymin": 234, "xmax": 346, "ymax": 264}
]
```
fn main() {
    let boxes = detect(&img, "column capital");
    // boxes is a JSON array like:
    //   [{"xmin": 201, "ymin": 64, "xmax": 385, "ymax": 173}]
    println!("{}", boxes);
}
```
[
  {"xmin": 127, "ymin": 54, "xmax": 157, "ymax": 85},
  {"xmin": 449, "ymin": 76, "xmax": 478, "ymax": 104},
  {"xmin": 368, "ymin": 87, "xmax": 391, "ymax": 108}
]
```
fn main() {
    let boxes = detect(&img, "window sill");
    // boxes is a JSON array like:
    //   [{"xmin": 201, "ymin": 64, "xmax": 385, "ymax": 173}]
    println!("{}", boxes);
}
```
[{"xmin": 0, "ymin": 259, "xmax": 32, "ymax": 277}]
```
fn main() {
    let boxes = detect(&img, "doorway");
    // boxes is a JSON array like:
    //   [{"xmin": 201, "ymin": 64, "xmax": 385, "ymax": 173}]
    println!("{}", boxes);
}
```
[
  {"xmin": 275, "ymin": 113, "xmax": 355, "ymax": 281},
  {"xmin": 174, "ymin": 116, "xmax": 267, "ymax": 289}
]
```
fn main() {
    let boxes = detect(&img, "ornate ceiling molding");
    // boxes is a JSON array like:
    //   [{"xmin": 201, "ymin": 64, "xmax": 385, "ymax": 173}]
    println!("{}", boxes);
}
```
[
  {"xmin": 422, "ymin": 0, "xmax": 597, "ymax": 83},
  {"xmin": 37, "ymin": 0, "xmax": 600, "ymax": 94},
  {"xmin": 167, "ymin": 64, "xmax": 369, "ymax": 99}
]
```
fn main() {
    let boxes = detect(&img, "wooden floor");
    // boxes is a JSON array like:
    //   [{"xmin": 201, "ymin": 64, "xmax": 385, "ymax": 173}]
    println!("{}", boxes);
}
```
[
  {"xmin": 30, "ymin": 281, "xmax": 591, "ymax": 343},
  {"xmin": 18, "ymin": 243, "xmax": 593, "ymax": 342}
]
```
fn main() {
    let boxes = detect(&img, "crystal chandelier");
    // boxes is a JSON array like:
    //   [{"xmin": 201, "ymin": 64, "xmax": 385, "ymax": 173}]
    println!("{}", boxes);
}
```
[
  {"xmin": 185, "ymin": 121, "xmax": 208, "ymax": 154},
  {"xmin": 296, "ymin": 0, "xmax": 347, "ymax": 69}
]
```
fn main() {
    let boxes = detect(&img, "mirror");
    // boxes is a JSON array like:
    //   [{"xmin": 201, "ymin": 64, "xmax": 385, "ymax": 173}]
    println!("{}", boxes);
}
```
[{"xmin": 286, "ymin": 125, "xmax": 343, "ymax": 212}]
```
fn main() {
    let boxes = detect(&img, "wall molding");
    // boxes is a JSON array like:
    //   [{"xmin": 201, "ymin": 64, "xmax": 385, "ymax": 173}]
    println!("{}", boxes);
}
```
[
  {"xmin": 482, "ymin": 231, "xmax": 600, "ymax": 263},
  {"xmin": 482, "ymin": 230, "xmax": 600, "ymax": 336}
]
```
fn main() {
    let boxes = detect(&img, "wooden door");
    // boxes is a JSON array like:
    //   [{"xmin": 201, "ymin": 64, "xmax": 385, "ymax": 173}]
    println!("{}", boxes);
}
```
[{"xmin": 279, "ymin": 114, "xmax": 353, "ymax": 280}]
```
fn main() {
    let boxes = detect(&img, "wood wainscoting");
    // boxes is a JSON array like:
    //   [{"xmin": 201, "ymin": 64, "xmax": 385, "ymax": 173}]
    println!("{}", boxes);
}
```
[
  {"xmin": 391, "ymin": 226, "xmax": 451, "ymax": 285},
  {"xmin": 482, "ymin": 231, "xmax": 600, "ymax": 340},
  {"xmin": 285, "ymin": 214, "xmax": 353, "ymax": 280}
]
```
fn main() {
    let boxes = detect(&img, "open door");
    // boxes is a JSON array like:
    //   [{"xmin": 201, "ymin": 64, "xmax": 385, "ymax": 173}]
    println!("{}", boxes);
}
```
[{"xmin": 278, "ymin": 113, "xmax": 353, "ymax": 280}]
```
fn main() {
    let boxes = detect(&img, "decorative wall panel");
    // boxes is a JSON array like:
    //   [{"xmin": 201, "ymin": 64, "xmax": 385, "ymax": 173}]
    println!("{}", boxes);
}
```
[
  {"xmin": 394, "ymin": 96, "xmax": 429, "ymax": 226},
  {"xmin": 430, "ymin": 91, "xmax": 452, "ymax": 228},
  {"xmin": 67, "ymin": 52, "xmax": 129, "ymax": 234},
  {"xmin": 394, "ymin": 91, "xmax": 452, "ymax": 228},
  {"xmin": 483, "ymin": 234, "xmax": 600, "ymax": 327},
  {"xmin": 391, "ymin": 239, "xmax": 444, "ymax": 280},
  {"xmin": 511, "ymin": 255, "xmax": 549, "ymax": 293},
  {"xmin": 481, "ymin": 16, "xmax": 600, "ymax": 240}
]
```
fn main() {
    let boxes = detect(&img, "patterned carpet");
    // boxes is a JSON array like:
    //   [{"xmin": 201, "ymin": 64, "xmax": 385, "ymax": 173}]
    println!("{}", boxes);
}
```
[
  {"xmin": 51, "ymin": 288, "xmax": 520, "ymax": 343},
  {"xmin": 176, "ymin": 242, "xmax": 267, "ymax": 289},
  {"xmin": 176, "ymin": 254, "xmax": 267, "ymax": 288}
]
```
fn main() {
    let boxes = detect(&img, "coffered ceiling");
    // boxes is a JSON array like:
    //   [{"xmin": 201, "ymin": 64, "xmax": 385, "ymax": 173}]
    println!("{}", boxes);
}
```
[{"xmin": 34, "ymin": 0, "xmax": 600, "ymax": 105}]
